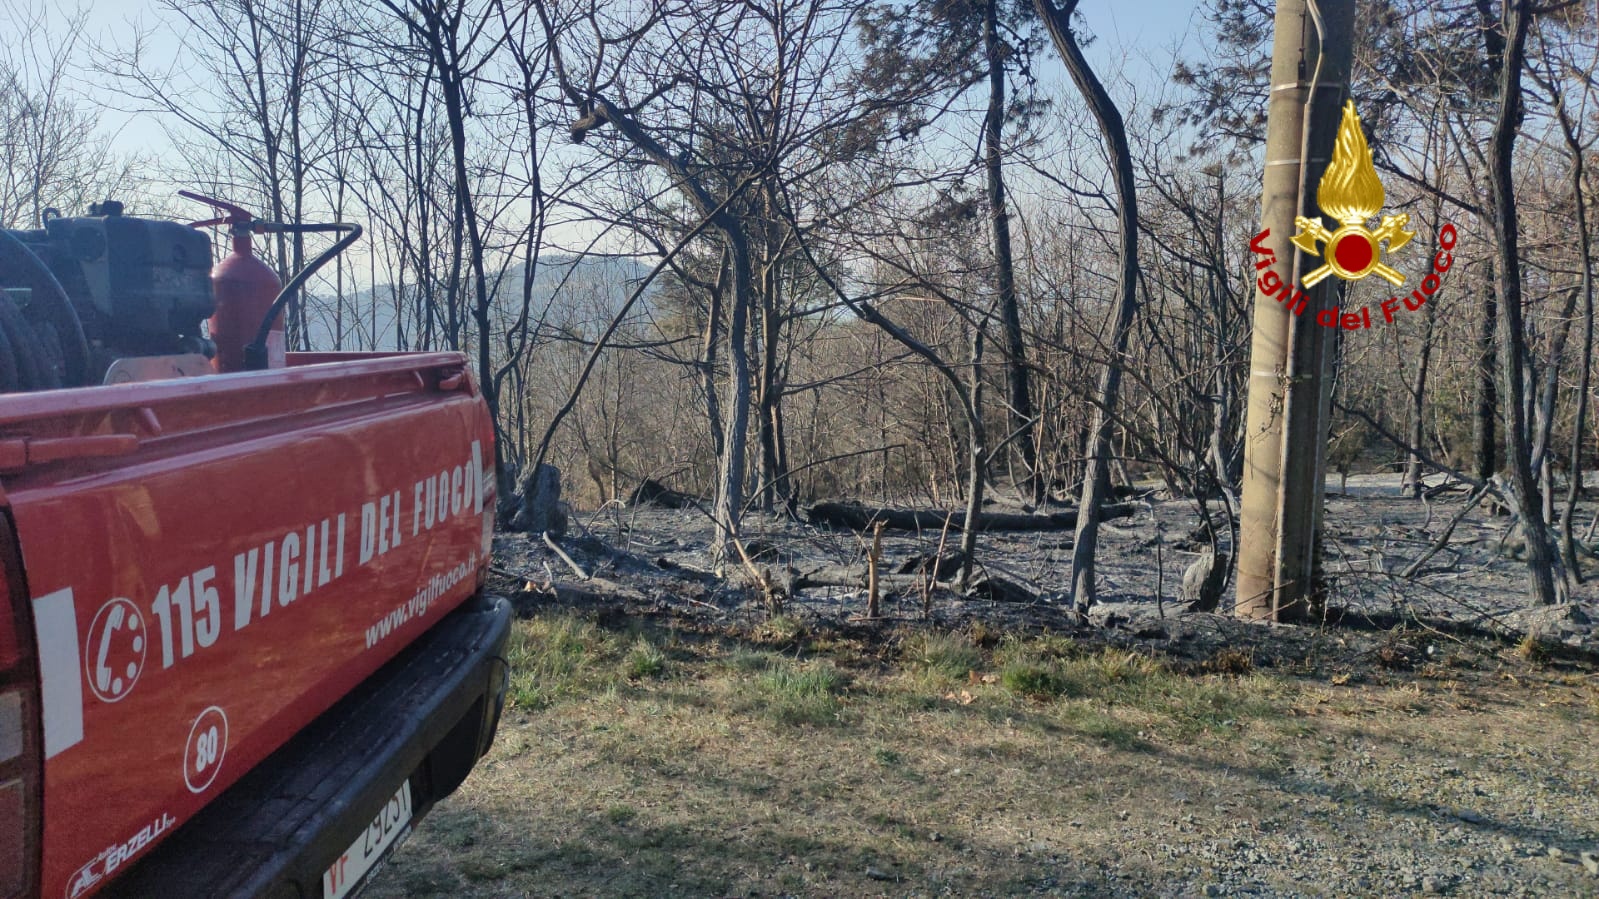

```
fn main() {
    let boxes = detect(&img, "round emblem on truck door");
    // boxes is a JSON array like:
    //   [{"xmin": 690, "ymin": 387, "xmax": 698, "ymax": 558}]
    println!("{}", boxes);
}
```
[
  {"xmin": 84, "ymin": 597, "xmax": 146, "ymax": 703},
  {"xmin": 183, "ymin": 705, "xmax": 229, "ymax": 793}
]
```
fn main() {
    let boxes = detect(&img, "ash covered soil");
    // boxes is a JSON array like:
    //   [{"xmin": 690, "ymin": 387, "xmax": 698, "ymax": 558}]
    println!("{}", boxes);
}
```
[
  {"xmin": 515, "ymin": 474, "xmax": 1596, "ymax": 651},
  {"xmin": 367, "ymin": 476, "xmax": 1599, "ymax": 898}
]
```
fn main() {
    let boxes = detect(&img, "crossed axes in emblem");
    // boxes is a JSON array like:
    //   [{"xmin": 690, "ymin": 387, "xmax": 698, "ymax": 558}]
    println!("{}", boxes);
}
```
[{"xmin": 1290, "ymin": 214, "xmax": 1414, "ymax": 287}]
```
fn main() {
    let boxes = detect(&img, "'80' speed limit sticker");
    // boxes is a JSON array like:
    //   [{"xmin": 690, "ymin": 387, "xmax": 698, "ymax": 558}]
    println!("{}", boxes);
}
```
[{"xmin": 183, "ymin": 706, "xmax": 228, "ymax": 794}]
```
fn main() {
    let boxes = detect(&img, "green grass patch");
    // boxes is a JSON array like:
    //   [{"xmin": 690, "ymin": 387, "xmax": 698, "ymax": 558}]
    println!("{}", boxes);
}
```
[
  {"xmin": 1001, "ymin": 662, "xmax": 1067, "ymax": 698},
  {"xmin": 504, "ymin": 613, "xmax": 623, "ymax": 709},
  {"xmin": 624, "ymin": 637, "xmax": 668, "ymax": 680},
  {"xmin": 989, "ymin": 640, "xmax": 1279, "ymax": 738},
  {"xmin": 605, "ymin": 803, "xmax": 638, "ymax": 824},
  {"xmin": 724, "ymin": 647, "xmax": 782, "ymax": 672},
  {"xmin": 1058, "ymin": 651, "xmax": 1277, "ymax": 736},
  {"xmin": 903, "ymin": 631, "xmax": 983, "ymax": 682},
  {"xmin": 745, "ymin": 659, "xmax": 846, "ymax": 726},
  {"xmin": 754, "ymin": 615, "xmax": 806, "ymax": 646},
  {"xmin": 994, "ymin": 635, "xmax": 1083, "ymax": 698}
]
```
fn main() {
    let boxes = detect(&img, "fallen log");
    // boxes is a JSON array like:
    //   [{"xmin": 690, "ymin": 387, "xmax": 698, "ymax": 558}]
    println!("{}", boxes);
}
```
[
  {"xmin": 497, "ymin": 568, "xmax": 650, "ymax": 613},
  {"xmin": 777, "ymin": 564, "xmax": 929, "ymax": 594},
  {"xmin": 773, "ymin": 561, "xmax": 1035, "ymax": 604},
  {"xmin": 964, "ymin": 574, "xmax": 1037, "ymax": 604},
  {"xmin": 894, "ymin": 551, "xmax": 967, "ymax": 580},
  {"xmin": 628, "ymin": 478, "xmax": 703, "ymax": 510},
  {"xmin": 803, "ymin": 501, "xmax": 1135, "ymax": 533}
]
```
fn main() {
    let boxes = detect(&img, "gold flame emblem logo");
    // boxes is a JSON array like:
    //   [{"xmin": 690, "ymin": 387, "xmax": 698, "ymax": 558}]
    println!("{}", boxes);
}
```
[{"xmin": 1291, "ymin": 101, "xmax": 1414, "ymax": 286}]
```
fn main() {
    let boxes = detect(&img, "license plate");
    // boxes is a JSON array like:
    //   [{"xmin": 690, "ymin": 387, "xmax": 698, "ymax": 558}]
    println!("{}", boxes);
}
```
[{"xmin": 323, "ymin": 781, "xmax": 413, "ymax": 899}]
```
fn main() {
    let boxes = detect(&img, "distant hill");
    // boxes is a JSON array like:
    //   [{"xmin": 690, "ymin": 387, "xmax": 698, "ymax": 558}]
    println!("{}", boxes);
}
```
[{"xmin": 299, "ymin": 253, "xmax": 656, "ymax": 351}]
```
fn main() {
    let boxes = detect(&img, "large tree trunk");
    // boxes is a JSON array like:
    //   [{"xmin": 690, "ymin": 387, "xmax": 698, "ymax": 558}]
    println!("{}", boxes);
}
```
[
  {"xmin": 1406, "ymin": 192, "xmax": 1446, "ymax": 500},
  {"xmin": 1475, "ymin": 273, "xmax": 1500, "ymax": 480},
  {"xmin": 1488, "ymin": 0, "xmax": 1564, "ymax": 605},
  {"xmin": 983, "ymin": 0, "xmax": 1039, "ymax": 503},
  {"xmin": 1473, "ymin": 0, "xmax": 1502, "ymax": 484},
  {"xmin": 755, "ymin": 249, "xmax": 791, "ymax": 512},
  {"xmin": 710, "ymin": 235, "xmax": 754, "ymax": 565},
  {"xmin": 1033, "ymin": 0, "xmax": 1139, "ymax": 611},
  {"xmin": 702, "ymin": 249, "xmax": 727, "ymax": 460},
  {"xmin": 958, "ymin": 317, "xmax": 986, "ymax": 589},
  {"xmin": 1557, "ymin": 92, "xmax": 1594, "ymax": 577},
  {"xmin": 1405, "ymin": 308, "xmax": 1436, "ymax": 499}
]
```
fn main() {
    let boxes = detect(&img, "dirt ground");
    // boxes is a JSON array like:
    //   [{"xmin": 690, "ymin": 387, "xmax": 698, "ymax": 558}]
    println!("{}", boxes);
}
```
[{"xmin": 366, "ymin": 480, "xmax": 1599, "ymax": 897}]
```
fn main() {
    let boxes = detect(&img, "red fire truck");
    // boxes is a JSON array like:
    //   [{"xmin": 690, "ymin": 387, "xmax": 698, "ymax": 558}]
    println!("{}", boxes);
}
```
[{"xmin": 0, "ymin": 196, "xmax": 512, "ymax": 899}]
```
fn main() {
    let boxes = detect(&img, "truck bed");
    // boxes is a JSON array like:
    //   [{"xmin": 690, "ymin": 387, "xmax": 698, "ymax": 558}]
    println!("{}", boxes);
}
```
[{"xmin": 3, "ymin": 352, "xmax": 497, "ymax": 899}]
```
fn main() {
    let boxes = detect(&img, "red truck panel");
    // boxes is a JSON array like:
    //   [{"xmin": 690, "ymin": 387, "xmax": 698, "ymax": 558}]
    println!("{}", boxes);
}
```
[{"xmin": 0, "ymin": 353, "xmax": 495, "ymax": 899}]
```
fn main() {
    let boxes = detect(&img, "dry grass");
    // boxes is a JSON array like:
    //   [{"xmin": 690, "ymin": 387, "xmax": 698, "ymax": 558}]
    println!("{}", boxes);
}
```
[{"xmin": 368, "ymin": 610, "xmax": 1599, "ymax": 898}]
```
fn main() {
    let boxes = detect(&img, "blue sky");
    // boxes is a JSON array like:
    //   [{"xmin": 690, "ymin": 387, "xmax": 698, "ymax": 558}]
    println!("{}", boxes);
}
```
[
  {"xmin": 1080, "ymin": 0, "xmax": 1206, "ymax": 70},
  {"xmin": 54, "ymin": 0, "xmax": 1209, "ymax": 165}
]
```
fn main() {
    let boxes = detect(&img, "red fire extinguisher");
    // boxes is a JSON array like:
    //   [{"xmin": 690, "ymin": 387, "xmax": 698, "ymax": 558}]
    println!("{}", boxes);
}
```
[{"xmin": 180, "ymin": 190, "xmax": 284, "ymax": 373}]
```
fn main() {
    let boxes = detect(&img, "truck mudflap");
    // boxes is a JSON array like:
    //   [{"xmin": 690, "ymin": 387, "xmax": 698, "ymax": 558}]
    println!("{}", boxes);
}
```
[{"xmin": 99, "ymin": 592, "xmax": 511, "ymax": 899}]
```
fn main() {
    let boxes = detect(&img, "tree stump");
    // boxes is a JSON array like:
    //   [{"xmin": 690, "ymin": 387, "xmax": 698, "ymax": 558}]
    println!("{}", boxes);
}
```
[
  {"xmin": 511, "ymin": 463, "xmax": 567, "ymax": 536},
  {"xmin": 1181, "ymin": 549, "xmax": 1229, "ymax": 612}
]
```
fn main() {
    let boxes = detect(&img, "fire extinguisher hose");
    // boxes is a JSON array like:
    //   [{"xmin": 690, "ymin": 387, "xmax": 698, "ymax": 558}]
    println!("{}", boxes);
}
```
[{"xmin": 243, "ymin": 221, "xmax": 363, "ymax": 371}]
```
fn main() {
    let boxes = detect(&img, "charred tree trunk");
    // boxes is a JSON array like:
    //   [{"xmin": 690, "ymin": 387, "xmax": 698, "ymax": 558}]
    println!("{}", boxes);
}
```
[
  {"xmin": 1476, "ymin": 273, "xmax": 1500, "ymax": 480},
  {"xmin": 984, "ymin": 0, "xmax": 1039, "ymax": 503},
  {"xmin": 959, "ymin": 316, "xmax": 986, "ymax": 589},
  {"xmin": 1488, "ymin": 0, "xmax": 1564, "ymax": 605},
  {"xmin": 702, "ymin": 249, "xmax": 727, "ymax": 460},
  {"xmin": 1474, "ymin": 0, "xmax": 1502, "ymax": 484},
  {"xmin": 711, "ymin": 236, "xmax": 754, "ymax": 565},
  {"xmin": 1557, "ymin": 93, "xmax": 1593, "ymax": 577},
  {"xmin": 1035, "ymin": 0, "xmax": 1141, "ymax": 611},
  {"xmin": 1405, "ymin": 307, "xmax": 1436, "ymax": 499}
]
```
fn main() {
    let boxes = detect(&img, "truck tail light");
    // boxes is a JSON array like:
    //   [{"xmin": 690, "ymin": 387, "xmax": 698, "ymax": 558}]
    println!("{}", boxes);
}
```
[
  {"xmin": 0, "ymin": 513, "xmax": 42, "ymax": 899},
  {"xmin": 0, "ymin": 694, "xmax": 42, "ymax": 899},
  {"xmin": 0, "ymin": 687, "xmax": 41, "ymax": 899}
]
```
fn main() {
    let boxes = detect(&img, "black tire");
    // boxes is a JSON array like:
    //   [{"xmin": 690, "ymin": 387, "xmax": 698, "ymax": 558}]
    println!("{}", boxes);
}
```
[
  {"xmin": 0, "ymin": 294, "xmax": 49, "ymax": 391},
  {"xmin": 0, "ymin": 312, "xmax": 20, "ymax": 392},
  {"xmin": 0, "ymin": 229, "xmax": 90, "ymax": 386},
  {"xmin": 31, "ymin": 318, "xmax": 64, "ymax": 389}
]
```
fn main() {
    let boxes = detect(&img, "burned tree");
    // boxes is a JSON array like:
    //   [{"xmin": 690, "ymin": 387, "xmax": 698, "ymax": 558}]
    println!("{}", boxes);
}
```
[{"xmin": 1032, "ymin": 0, "xmax": 1141, "ymax": 610}]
